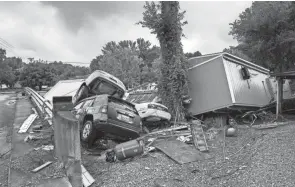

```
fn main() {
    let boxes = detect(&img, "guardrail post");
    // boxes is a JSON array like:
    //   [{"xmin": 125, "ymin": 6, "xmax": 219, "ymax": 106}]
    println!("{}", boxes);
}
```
[{"xmin": 53, "ymin": 96, "xmax": 82, "ymax": 187}]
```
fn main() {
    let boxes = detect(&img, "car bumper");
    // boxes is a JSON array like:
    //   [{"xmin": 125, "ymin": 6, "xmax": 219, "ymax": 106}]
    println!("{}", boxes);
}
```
[
  {"xmin": 139, "ymin": 109, "xmax": 171, "ymax": 121},
  {"xmin": 93, "ymin": 119, "xmax": 141, "ymax": 139}
]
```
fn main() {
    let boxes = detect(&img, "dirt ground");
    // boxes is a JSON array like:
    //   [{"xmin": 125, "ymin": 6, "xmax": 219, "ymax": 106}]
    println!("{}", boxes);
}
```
[
  {"xmin": 81, "ymin": 120, "xmax": 295, "ymax": 187},
  {"xmin": 9, "ymin": 95, "xmax": 295, "ymax": 187}
]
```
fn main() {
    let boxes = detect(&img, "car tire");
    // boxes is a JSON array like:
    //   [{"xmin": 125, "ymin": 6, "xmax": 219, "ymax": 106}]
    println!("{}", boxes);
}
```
[{"xmin": 81, "ymin": 120, "xmax": 97, "ymax": 145}]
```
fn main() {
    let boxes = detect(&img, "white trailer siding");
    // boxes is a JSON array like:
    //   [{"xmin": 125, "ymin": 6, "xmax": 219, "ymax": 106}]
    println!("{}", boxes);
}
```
[
  {"xmin": 188, "ymin": 56, "xmax": 232, "ymax": 115},
  {"xmin": 187, "ymin": 53, "xmax": 293, "ymax": 116},
  {"xmin": 223, "ymin": 58, "xmax": 271, "ymax": 107}
]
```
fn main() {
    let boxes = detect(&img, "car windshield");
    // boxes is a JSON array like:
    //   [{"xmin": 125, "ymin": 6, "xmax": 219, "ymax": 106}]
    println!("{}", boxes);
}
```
[
  {"xmin": 92, "ymin": 81, "xmax": 121, "ymax": 97},
  {"xmin": 109, "ymin": 98, "xmax": 137, "ymax": 115}
]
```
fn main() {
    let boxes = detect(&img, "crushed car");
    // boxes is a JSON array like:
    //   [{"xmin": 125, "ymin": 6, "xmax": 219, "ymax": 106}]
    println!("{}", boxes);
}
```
[
  {"xmin": 72, "ymin": 70, "xmax": 126, "ymax": 105},
  {"xmin": 72, "ymin": 94, "xmax": 142, "ymax": 146},
  {"xmin": 126, "ymin": 90, "xmax": 172, "ymax": 130},
  {"xmin": 135, "ymin": 102, "xmax": 171, "ymax": 130}
]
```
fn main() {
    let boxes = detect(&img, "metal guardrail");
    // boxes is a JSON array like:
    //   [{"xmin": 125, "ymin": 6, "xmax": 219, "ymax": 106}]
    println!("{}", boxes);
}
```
[{"xmin": 24, "ymin": 87, "xmax": 53, "ymax": 125}]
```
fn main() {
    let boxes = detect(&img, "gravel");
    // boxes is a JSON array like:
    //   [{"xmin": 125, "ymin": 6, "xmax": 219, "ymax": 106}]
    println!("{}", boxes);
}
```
[
  {"xmin": 81, "ymin": 122, "xmax": 295, "ymax": 187},
  {"xmin": 10, "ymin": 106, "xmax": 295, "ymax": 187}
]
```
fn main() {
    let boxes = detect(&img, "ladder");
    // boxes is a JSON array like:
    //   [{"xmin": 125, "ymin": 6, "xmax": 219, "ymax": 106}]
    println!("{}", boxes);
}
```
[{"xmin": 190, "ymin": 120, "xmax": 209, "ymax": 152}]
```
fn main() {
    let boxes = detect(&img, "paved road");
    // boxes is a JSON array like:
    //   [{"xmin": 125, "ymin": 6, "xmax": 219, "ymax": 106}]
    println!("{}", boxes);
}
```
[{"xmin": 0, "ymin": 93, "xmax": 17, "ymax": 187}]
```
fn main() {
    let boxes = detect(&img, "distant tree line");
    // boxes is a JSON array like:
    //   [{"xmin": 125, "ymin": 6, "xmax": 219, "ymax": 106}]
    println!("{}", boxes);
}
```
[{"xmin": 0, "ymin": 48, "xmax": 90, "ymax": 90}]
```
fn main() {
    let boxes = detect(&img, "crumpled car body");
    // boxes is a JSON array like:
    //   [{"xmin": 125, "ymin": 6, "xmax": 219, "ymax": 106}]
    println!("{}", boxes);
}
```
[{"xmin": 72, "ymin": 70, "xmax": 126, "ymax": 105}]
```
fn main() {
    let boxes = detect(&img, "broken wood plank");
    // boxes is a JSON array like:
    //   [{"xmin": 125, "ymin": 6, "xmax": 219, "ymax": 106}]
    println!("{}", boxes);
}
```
[
  {"xmin": 81, "ymin": 165, "xmax": 95, "ymax": 187},
  {"xmin": 253, "ymin": 121, "xmax": 290, "ymax": 130},
  {"xmin": 149, "ymin": 125, "xmax": 189, "ymax": 134},
  {"xmin": 32, "ymin": 161, "xmax": 52, "ymax": 173},
  {"xmin": 18, "ymin": 114, "xmax": 38, "ymax": 133}
]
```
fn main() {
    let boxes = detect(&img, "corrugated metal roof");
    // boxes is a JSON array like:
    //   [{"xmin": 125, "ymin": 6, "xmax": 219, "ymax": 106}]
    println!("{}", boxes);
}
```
[{"xmin": 188, "ymin": 52, "xmax": 270, "ymax": 74}]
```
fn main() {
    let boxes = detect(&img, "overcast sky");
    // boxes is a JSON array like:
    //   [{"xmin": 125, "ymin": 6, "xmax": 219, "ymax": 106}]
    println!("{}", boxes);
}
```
[{"xmin": 0, "ymin": 1, "xmax": 251, "ymax": 65}]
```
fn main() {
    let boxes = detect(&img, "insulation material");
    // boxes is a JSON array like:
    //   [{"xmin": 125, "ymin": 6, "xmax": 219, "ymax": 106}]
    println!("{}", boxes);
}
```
[
  {"xmin": 18, "ymin": 114, "xmax": 38, "ymax": 133},
  {"xmin": 81, "ymin": 165, "xmax": 95, "ymax": 187}
]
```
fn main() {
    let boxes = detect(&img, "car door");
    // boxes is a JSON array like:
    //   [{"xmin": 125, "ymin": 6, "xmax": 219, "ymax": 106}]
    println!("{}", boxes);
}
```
[
  {"xmin": 73, "ymin": 101, "xmax": 85, "ymax": 121},
  {"xmin": 81, "ymin": 99, "xmax": 95, "ymax": 113}
]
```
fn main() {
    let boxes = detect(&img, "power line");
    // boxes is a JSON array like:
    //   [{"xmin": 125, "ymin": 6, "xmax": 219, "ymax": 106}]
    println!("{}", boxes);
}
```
[
  {"xmin": 0, "ymin": 37, "xmax": 14, "ymax": 48},
  {"xmin": 0, "ymin": 42, "xmax": 18, "ymax": 57},
  {"xmin": 0, "ymin": 41, "xmax": 13, "ymax": 51},
  {"xmin": 0, "ymin": 38, "xmax": 23, "ymax": 58}
]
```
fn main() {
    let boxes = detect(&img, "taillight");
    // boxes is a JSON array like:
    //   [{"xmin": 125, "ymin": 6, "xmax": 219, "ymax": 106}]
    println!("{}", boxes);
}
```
[
  {"xmin": 148, "ymin": 104, "xmax": 156, "ymax": 109},
  {"xmin": 100, "ymin": 105, "xmax": 108, "ymax": 113}
]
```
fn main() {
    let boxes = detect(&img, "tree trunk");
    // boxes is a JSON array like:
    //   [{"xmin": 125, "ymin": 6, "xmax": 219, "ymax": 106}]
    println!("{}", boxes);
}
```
[{"xmin": 157, "ymin": 1, "xmax": 188, "ymax": 121}]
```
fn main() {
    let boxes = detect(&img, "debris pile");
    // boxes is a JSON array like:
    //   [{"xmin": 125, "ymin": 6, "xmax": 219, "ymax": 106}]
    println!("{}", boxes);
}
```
[{"xmin": 103, "ymin": 119, "xmax": 217, "ymax": 164}]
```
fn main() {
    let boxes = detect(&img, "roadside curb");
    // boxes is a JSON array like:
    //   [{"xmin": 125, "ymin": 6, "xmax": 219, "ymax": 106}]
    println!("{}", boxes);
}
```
[
  {"xmin": 7, "ymin": 94, "xmax": 34, "ymax": 187},
  {"xmin": 7, "ymin": 94, "xmax": 20, "ymax": 187}
]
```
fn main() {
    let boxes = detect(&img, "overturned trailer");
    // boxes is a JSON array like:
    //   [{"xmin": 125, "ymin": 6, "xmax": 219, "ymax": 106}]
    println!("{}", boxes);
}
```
[{"xmin": 187, "ymin": 52, "xmax": 291, "ymax": 117}]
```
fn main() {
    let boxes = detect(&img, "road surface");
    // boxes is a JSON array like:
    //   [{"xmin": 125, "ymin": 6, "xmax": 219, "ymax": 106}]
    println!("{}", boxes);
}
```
[{"xmin": 0, "ymin": 93, "xmax": 17, "ymax": 187}]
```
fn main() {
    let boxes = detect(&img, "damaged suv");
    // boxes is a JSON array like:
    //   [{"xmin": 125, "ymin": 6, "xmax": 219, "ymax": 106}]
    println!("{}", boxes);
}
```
[
  {"xmin": 73, "ymin": 94, "xmax": 142, "ymax": 145},
  {"xmin": 72, "ymin": 70, "xmax": 126, "ymax": 105}
]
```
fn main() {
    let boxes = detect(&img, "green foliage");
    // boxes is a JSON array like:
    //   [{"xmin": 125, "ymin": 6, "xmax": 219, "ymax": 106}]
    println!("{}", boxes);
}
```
[
  {"xmin": 92, "ymin": 45, "xmax": 142, "ymax": 89},
  {"xmin": 0, "ymin": 49, "xmax": 24, "ymax": 88},
  {"xmin": 0, "ymin": 48, "xmax": 6, "ymax": 63},
  {"xmin": 0, "ymin": 48, "xmax": 90, "ymax": 90},
  {"xmin": 138, "ymin": 1, "xmax": 189, "ymax": 120},
  {"xmin": 222, "ymin": 46, "xmax": 252, "ymax": 61},
  {"xmin": 184, "ymin": 51, "xmax": 202, "ymax": 59},
  {"xmin": 19, "ymin": 60, "xmax": 90, "ymax": 90},
  {"xmin": 90, "ymin": 38, "xmax": 161, "ymax": 86},
  {"xmin": 229, "ymin": 1, "xmax": 295, "ymax": 71},
  {"xmin": 19, "ymin": 61, "xmax": 55, "ymax": 90},
  {"xmin": 48, "ymin": 61, "xmax": 90, "ymax": 81}
]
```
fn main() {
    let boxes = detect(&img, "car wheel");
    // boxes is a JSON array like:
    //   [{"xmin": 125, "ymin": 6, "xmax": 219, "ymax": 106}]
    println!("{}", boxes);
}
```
[{"xmin": 81, "ymin": 120, "xmax": 97, "ymax": 145}]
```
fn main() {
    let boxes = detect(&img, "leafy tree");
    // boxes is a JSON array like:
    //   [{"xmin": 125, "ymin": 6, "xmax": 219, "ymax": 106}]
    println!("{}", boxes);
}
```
[
  {"xmin": 101, "ymin": 41, "xmax": 119, "ymax": 55},
  {"xmin": 90, "ymin": 39, "xmax": 161, "ymax": 84},
  {"xmin": 229, "ymin": 1, "xmax": 295, "ymax": 72},
  {"xmin": 0, "ymin": 48, "xmax": 20, "ymax": 88},
  {"xmin": 0, "ymin": 63, "xmax": 15, "ymax": 88},
  {"xmin": 138, "ymin": 1, "xmax": 189, "ymax": 120},
  {"xmin": 90, "ymin": 56, "xmax": 104, "ymax": 72},
  {"xmin": 0, "ymin": 48, "xmax": 6, "ymax": 63},
  {"xmin": 136, "ymin": 38, "xmax": 161, "ymax": 83},
  {"xmin": 184, "ymin": 51, "xmax": 202, "ymax": 58},
  {"xmin": 19, "ymin": 61, "xmax": 56, "ymax": 90},
  {"xmin": 47, "ymin": 61, "xmax": 90, "ymax": 81},
  {"xmin": 222, "ymin": 46, "xmax": 252, "ymax": 61},
  {"xmin": 98, "ymin": 46, "xmax": 142, "ymax": 89}
]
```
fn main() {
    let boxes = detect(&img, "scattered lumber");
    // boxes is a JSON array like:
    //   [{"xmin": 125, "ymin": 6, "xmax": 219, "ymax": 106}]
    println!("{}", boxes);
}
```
[{"xmin": 32, "ymin": 161, "xmax": 52, "ymax": 173}]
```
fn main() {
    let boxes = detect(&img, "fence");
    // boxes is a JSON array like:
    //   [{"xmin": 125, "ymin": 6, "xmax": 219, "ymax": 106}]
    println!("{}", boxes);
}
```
[
  {"xmin": 24, "ymin": 87, "xmax": 83, "ymax": 187},
  {"xmin": 25, "ymin": 87, "xmax": 53, "ymax": 125}
]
